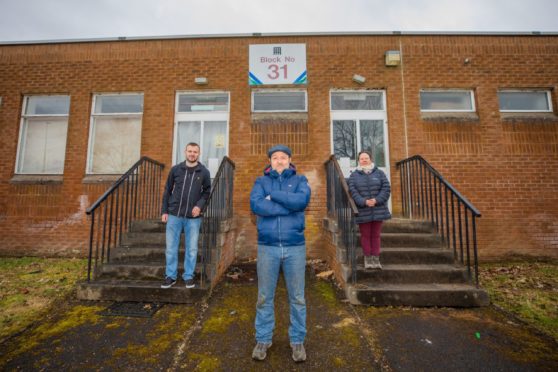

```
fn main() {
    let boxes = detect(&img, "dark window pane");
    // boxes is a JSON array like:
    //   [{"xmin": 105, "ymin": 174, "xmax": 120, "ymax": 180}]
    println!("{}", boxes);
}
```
[
  {"xmin": 178, "ymin": 94, "xmax": 229, "ymax": 112},
  {"xmin": 331, "ymin": 92, "xmax": 383, "ymax": 110},
  {"xmin": 498, "ymin": 91, "xmax": 550, "ymax": 111}
]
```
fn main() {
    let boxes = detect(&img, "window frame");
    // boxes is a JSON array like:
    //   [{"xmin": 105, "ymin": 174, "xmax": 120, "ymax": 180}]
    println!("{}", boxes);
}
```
[
  {"xmin": 497, "ymin": 90, "xmax": 553, "ymax": 113},
  {"xmin": 173, "ymin": 91, "xmax": 230, "ymax": 170},
  {"xmin": 251, "ymin": 89, "xmax": 308, "ymax": 113},
  {"xmin": 86, "ymin": 92, "xmax": 144, "ymax": 174},
  {"xmin": 15, "ymin": 94, "xmax": 70, "ymax": 175},
  {"xmin": 419, "ymin": 89, "xmax": 476, "ymax": 113}
]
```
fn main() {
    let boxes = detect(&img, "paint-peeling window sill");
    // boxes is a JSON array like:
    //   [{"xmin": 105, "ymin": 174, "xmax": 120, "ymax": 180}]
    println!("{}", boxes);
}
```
[
  {"xmin": 421, "ymin": 112, "xmax": 479, "ymax": 122},
  {"xmin": 10, "ymin": 174, "xmax": 63, "ymax": 184},
  {"xmin": 252, "ymin": 112, "xmax": 308, "ymax": 122},
  {"xmin": 500, "ymin": 112, "xmax": 558, "ymax": 123},
  {"xmin": 82, "ymin": 174, "xmax": 122, "ymax": 184}
]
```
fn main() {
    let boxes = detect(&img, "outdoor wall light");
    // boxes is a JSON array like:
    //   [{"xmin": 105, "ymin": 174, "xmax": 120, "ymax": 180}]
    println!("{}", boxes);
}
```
[
  {"xmin": 352, "ymin": 74, "xmax": 366, "ymax": 84},
  {"xmin": 385, "ymin": 50, "xmax": 401, "ymax": 66},
  {"xmin": 194, "ymin": 77, "xmax": 208, "ymax": 85}
]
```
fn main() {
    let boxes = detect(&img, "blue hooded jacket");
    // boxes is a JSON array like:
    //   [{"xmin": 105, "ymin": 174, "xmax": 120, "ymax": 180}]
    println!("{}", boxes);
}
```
[{"xmin": 250, "ymin": 164, "xmax": 311, "ymax": 247}]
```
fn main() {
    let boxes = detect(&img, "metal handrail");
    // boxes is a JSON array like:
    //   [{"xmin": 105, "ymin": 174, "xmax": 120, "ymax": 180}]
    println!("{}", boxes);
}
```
[
  {"xmin": 199, "ymin": 156, "xmax": 236, "ymax": 288},
  {"xmin": 396, "ymin": 155, "xmax": 482, "ymax": 286},
  {"xmin": 85, "ymin": 157, "xmax": 165, "ymax": 281},
  {"xmin": 324, "ymin": 155, "xmax": 359, "ymax": 284}
]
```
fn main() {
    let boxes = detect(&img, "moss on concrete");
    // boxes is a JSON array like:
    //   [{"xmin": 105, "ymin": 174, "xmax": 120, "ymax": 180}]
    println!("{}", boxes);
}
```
[
  {"xmin": 202, "ymin": 286, "xmax": 253, "ymax": 334},
  {"xmin": 188, "ymin": 353, "xmax": 221, "ymax": 371},
  {"xmin": 1, "ymin": 304, "xmax": 103, "ymax": 365},
  {"xmin": 111, "ymin": 307, "xmax": 197, "ymax": 365}
]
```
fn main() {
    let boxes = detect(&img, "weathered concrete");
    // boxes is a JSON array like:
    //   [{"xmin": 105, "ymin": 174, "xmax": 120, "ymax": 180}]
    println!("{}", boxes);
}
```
[{"xmin": 2, "ymin": 265, "xmax": 556, "ymax": 371}]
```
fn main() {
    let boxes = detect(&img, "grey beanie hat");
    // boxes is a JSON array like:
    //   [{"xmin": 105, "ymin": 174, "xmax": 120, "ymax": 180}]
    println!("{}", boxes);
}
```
[{"xmin": 267, "ymin": 144, "xmax": 292, "ymax": 158}]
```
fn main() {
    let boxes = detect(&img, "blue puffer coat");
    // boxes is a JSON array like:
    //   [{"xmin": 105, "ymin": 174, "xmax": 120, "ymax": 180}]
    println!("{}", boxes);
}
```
[
  {"xmin": 250, "ymin": 164, "xmax": 311, "ymax": 247},
  {"xmin": 348, "ymin": 167, "xmax": 391, "ymax": 224}
]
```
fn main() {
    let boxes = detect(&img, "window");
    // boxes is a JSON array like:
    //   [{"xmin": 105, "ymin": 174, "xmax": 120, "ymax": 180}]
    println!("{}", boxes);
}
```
[
  {"xmin": 175, "ymin": 92, "xmax": 229, "ymax": 176},
  {"xmin": 178, "ymin": 93, "xmax": 229, "ymax": 112},
  {"xmin": 87, "ymin": 93, "xmax": 143, "ymax": 174},
  {"xmin": 498, "ymin": 90, "xmax": 552, "ymax": 112},
  {"xmin": 331, "ymin": 91, "xmax": 384, "ymax": 111},
  {"xmin": 420, "ymin": 90, "xmax": 475, "ymax": 112},
  {"xmin": 16, "ymin": 95, "xmax": 70, "ymax": 174},
  {"xmin": 252, "ymin": 90, "xmax": 307, "ymax": 112}
]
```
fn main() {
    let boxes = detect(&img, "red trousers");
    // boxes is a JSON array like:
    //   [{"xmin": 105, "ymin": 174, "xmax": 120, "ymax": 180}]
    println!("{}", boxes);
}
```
[{"xmin": 358, "ymin": 220, "xmax": 383, "ymax": 256}]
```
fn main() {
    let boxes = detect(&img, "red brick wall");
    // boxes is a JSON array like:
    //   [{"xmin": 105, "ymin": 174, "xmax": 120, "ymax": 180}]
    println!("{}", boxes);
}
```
[{"xmin": 0, "ymin": 34, "xmax": 557, "ymax": 259}]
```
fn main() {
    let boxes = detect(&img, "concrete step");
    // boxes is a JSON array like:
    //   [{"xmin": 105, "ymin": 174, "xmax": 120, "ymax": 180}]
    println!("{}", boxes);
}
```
[
  {"xmin": 76, "ymin": 279, "xmax": 209, "ymax": 303},
  {"xmin": 357, "ymin": 248, "xmax": 455, "ymax": 264},
  {"xmin": 129, "ymin": 219, "xmax": 166, "ymax": 233},
  {"xmin": 346, "ymin": 283, "xmax": 490, "ymax": 307},
  {"xmin": 380, "ymin": 233, "xmax": 444, "ymax": 248},
  {"xmin": 382, "ymin": 218, "xmax": 435, "ymax": 234},
  {"xmin": 121, "ymin": 232, "xmax": 173, "ymax": 247},
  {"xmin": 121, "ymin": 231, "xmax": 219, "ymax": 248},
  {"xmin": 354, "ymin": 264, "xmax": 468, "ymax": 283},
  {"xmin": 109, "ymin": 246, "xmax": 218, "ymax": 263},
  {"xmin": 98, "ymin": 262, "xmax": 215, "ymax": 281}
]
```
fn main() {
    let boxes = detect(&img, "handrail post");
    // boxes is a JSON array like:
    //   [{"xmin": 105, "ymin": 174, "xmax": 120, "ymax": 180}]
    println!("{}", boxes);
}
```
[
  {"xmin": 396, "ymin": 155, "xmax": 481, "ymax": 289},
  {"xmin": 85, "ymin": 157, "xmax": 165, "ymax": 281}
]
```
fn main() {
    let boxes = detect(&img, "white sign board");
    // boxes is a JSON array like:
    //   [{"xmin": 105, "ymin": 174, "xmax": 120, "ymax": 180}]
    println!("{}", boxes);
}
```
[{"xmin": 249, "ymin": 44, "xmax": 307, "ymax": 85}]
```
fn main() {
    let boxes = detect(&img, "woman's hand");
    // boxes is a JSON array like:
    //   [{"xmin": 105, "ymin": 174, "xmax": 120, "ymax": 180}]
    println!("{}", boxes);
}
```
[{"xmin": 365, "ymin": 198, "xmax": 377, "ymax": 207}]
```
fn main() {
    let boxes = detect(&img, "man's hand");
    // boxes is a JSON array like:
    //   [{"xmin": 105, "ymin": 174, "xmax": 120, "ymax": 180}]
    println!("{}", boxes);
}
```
[
  {"xmin": 192, "ymin": 206, "xmax": 201, "ymax": 217},
  {"xmin": 162, "ymin": 213, "xmax": 169, "ymax": 223}
]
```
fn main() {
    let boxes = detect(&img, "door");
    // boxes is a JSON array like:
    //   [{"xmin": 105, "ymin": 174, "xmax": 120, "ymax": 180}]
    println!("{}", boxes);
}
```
[
  {"xmin": 330, "ymin": 90, "xmax": 389, "ymax": 178},
  {"xmin": 174, "ymin": 92, "xmax": 229, "ymax": 177}
]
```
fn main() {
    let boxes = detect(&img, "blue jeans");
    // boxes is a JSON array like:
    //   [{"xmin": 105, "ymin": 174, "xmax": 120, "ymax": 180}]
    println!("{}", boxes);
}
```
[
  {"xmin": 255, "ymin": 244, "xmax": 306, "ymax": 344},
  {"xmin": 165, "ymin": 214, "xmax": 201, "ymax": 281}
]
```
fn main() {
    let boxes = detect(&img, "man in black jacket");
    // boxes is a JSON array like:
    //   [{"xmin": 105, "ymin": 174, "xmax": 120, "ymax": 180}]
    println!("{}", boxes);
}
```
[{"xmin": 161, "ymin": 142, "xmax": 211, "ymax": 289}]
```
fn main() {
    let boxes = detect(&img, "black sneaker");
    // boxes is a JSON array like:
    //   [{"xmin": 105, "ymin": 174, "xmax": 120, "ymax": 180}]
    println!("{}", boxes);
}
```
[
  {"xmin": 185, "ymin": 279, "xmax": 195, "ymax": 288},
  {"xmin": 161, "ymin": 277, "xmax": 176, "ymax": 289}
]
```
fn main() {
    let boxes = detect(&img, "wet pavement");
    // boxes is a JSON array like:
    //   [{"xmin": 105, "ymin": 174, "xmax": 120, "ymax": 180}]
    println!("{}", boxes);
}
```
[{"xmin": 1, "ymin": 264, "xmax": 557, "ymax": 371}]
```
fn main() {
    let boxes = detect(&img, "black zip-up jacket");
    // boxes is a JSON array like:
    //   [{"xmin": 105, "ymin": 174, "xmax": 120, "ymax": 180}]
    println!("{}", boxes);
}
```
[{"xmin": 161, "ymin": 162, "xmax": 211, "ymax": 218}]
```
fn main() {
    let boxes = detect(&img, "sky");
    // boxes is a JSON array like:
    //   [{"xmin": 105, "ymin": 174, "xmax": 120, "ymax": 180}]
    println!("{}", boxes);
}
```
[{"xmin": 0, "ymin": 0, "xmax": 557, "ymax": 43}]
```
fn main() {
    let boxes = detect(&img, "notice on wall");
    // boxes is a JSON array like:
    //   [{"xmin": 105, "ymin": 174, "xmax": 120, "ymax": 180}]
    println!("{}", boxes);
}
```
[{"xmin": 249, "ymin": 44, "xmax": 307, "ymax": 85}]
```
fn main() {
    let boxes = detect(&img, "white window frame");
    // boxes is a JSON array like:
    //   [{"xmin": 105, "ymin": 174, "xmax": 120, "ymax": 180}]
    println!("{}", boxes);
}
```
[
  {"xmin": 498, "ymin": 90, "xmax": 553, "ymax": 113},
  {"xmin": 329, "ymin": 89, "xmax": 391, "ymax": 210},
  {"xmin": 86, "ymin": 92, "xmax": 144, "ymax": 174},
  {"xmin": 15, "ymin": 94, "xmax": 70, "ymax": 175},
  {"xmin": 420, "ymin": 89, "xmax": 476, "ymax": 112},
  {"xmin": 251, "ymin": 89, "xmax": 307, "ymax": 113},
  {"xmin": 329, "ymin": 90, "xmax": 390, "ymax": 170},
  {"xmin": 173, "ymin": 91, "xmax": 230, "ymax": 170}
]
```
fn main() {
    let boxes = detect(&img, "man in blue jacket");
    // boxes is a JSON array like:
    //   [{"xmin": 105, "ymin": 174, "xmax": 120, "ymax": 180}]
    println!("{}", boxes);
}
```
[
  {"xmin": 160, "ymin": 142, "xmax": 211, "ymax": 289},
  {"xmin": 250, "ymin": 144, "xmax": 311, "ymax": 363}
]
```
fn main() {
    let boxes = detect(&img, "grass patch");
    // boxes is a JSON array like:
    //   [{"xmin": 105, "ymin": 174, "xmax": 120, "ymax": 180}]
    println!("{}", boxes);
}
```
[
  {"xmin": 0, "ymin": 257, "xmax": 86, "ymax": 342},
  {"xmin": 479, "ymin": 257, "xmax": 558, "ymax": 341}
]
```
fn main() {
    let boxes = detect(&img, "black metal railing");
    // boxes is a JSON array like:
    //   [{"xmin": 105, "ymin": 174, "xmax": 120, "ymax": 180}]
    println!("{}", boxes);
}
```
[
  {"xmin": 199, "ymin": 156, "xmax": 235, "ymax": 288},
  {"xmin": 325, "ymin": 155, "xmax": 359, "ymax": 284},
  {"xmin": 396, "ymin": 155, "xmax": 482, "ymax": 285},
  {"xmin": 85, "ymin": 157, "xmax": 165, "ymax": 281}
]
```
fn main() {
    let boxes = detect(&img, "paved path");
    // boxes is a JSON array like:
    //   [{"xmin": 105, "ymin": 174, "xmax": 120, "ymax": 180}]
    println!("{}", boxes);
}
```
[{"xmin": 1, "ymin": 265, "xmax": 557, "ymax": 371}]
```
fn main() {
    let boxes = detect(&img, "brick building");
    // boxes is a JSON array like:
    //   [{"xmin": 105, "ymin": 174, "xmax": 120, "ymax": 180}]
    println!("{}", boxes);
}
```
[{"xmin": 0, "ymin": 32, "xmax": 557, "ymax": 260}]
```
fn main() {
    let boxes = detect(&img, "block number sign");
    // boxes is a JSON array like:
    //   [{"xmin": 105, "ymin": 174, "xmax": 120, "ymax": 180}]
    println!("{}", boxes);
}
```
[{"xmin": 249, "ymin": 44, "xmax": 307, "ymax": 85}]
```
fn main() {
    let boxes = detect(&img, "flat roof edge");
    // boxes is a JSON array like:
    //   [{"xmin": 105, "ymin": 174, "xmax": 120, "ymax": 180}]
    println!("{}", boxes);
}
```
[{"xmin": 1, "ymin": 31, "xmax": 558, "ymax": 46}]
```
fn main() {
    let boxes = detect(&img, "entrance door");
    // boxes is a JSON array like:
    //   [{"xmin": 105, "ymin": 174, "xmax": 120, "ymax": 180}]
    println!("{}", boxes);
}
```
[
  {"xmin": 330, "ymin": 90, "xmax": 389, "ymax": 178},
  {"xmin": 174, "ymin": 92, "xmax": 229, "ymax": 176}
]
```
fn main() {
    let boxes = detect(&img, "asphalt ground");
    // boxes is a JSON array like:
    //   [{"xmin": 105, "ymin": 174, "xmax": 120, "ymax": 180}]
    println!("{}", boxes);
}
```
[{"xmin": 1, "ymin": 264, "xmax": 557, "ymax": 371}]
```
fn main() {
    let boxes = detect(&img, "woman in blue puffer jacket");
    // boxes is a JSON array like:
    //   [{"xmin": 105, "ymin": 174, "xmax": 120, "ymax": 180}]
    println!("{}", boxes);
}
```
[{"xmin": 348, "ymin": 151, "xmax": 391, "ymax": 269}]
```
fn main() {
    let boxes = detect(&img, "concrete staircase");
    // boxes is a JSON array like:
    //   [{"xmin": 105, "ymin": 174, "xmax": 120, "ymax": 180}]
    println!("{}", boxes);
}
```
[
  {"xmin": 77, "ymin": 219, "xmax": 214, "ymax": 303},
  {"xmin": 343, "ymin": 218, "xmax": 490, "ymax": 307}
]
